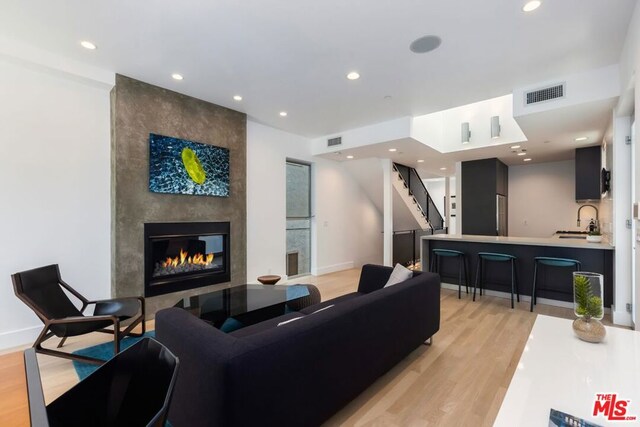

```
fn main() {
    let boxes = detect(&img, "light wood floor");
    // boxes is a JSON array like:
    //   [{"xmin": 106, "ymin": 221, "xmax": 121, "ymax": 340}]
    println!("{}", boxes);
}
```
[{"xmin": 0, "ymin": 269, "xmax": 615, "ymax": 426}]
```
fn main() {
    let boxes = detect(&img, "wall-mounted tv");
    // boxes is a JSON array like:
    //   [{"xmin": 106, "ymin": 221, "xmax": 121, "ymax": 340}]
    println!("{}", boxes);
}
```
[{"xmin": 149, "ymin": 133, "xmax": 230, "ymax": 197}]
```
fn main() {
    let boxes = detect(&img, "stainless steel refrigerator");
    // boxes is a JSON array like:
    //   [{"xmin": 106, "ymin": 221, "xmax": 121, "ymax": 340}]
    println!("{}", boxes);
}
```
[{"xmin": 496, "ymin": 195, "xmax": 507, "ymax": 236}]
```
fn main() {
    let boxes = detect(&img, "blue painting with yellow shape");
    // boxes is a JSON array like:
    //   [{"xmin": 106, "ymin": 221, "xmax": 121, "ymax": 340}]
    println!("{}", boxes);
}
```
[{"xmin": 149, "ymin": 133, "xmax": 230, "ymax": 197}]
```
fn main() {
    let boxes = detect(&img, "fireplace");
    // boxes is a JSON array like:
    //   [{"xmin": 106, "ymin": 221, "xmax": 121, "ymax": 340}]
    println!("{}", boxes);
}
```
[{"xmin": 144, "ymin": 222, "xmax": 230, "ymax": 297}]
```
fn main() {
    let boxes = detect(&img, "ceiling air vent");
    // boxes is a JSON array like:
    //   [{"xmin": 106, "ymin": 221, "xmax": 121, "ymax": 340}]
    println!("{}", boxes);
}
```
[
  {"xmin": 327, "ymin": 137, "xmax": 342, "ymax": 147},
  {"xmin": 525, "ymin": 83, "xmax": 565, "ymax": 105}
]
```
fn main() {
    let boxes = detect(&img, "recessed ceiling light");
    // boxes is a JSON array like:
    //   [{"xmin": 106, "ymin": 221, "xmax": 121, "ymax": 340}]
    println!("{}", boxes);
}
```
[
  {"xmin": 171, "ymin": 73, "xmax": 183, "ymax": 81},
  {"xmin": 440, "ymin": 167, "xmax": 447, "ymax": 170},
  {"xmin": 233, "ymin": 95, "xmax": 242, "ymax": 101},
  {"xmin": 388, "ymin": 148, "xmax": 397, "ymax": 152},
  {"xmin": 417, "ymin": 159, "xmax": 425, "ymax": 163},
  {"xmin": 347, "ymin": 71, "xmax": 360, "ymax": 80},
  {"xmin": 517, "ymin": 152, "xmax": 527, "ymax": 156},
  {"xmin": 524, "ymin": 158, "xmax": 532, "ymax": 162},
  {"xmin": 522, "ymin": 1, "xmax": 541, "ymax": 12},
  {"xmin": 575, "ymin": 137, "xmax": 588, "ymax": 142},
  {"xmin": 409, "ymin": 35, "xmax": 442, "ymax": 54},
  {"xmin": 346, "ymin": 155, "xmax": 354, "ymax": 159},
  {"xmin": 80, "ymin": 40, "xmax": 97, "ymax": 50},
  {"xmin": 510, "ymin": 145, "xmax": 521, "ymax": 149},
  {"xmin": 279, "ymin": 111, "xmax": 288, "ymax": 117}
]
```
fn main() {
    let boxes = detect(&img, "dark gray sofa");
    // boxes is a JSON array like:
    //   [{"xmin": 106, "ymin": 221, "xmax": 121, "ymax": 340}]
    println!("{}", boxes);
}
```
[{"xmin": 155, "ymin": 264, "xmax": 441, "ymax": 427}]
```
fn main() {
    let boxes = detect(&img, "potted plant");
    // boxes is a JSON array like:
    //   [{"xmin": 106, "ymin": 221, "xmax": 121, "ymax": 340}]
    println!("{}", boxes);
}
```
[
  {"xmin": 572, "ymin": 272, "xmax": 606, "ymax": 343},
  {"xmin": 586, "ymin": 229, "xmax": 603, "ymax": 243}
]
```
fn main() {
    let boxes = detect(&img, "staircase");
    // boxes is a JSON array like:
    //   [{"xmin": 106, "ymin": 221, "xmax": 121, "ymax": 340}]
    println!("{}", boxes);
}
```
[{"xmin": 392, "ymin": 163, "xmax": 446, "ymax": 233}]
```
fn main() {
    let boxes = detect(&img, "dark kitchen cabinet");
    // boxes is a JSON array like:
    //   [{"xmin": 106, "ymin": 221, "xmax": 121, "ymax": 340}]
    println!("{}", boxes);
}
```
[
  {"xmin": 461, "ymin": 158, "xmax": 508, "ymax": 236},
  {"xmin": 575, "ymin": 146, "xmax": 601, "ymax": 201}
]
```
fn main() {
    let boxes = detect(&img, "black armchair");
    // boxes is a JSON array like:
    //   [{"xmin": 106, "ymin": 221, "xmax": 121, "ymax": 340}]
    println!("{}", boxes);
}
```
[
  {"xmin": 24, "ymin": 337, "xmax": 179, "ymax": 427},
  {"xmin": 12, "ymin": 264, "xmax": 145, "ymax": 365}
]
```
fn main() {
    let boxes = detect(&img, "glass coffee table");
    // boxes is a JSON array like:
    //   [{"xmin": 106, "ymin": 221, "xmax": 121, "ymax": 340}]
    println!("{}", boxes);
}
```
[{"xmin": 174, "ymin": 284, "xmax": 318, "ymax": 332}]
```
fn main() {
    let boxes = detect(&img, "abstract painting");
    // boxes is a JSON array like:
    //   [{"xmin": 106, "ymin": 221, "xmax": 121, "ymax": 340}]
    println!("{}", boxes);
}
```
[{"xmin": 149, "ymin": 133, "xmax": 230, "ymax": 197}]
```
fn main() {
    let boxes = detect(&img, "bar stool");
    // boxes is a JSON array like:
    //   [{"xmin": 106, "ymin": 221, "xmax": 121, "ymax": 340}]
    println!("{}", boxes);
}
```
[
  {"xmin": 473, "ymin": 252, "xmax": 520, "ymax": 309},
  {"xmin": 530, "ymin": 257, "xmax": 581, "ymax": 312},
  {"xmin": 430, "ymin": 249, "xmax": 469, "ymax": 299}
]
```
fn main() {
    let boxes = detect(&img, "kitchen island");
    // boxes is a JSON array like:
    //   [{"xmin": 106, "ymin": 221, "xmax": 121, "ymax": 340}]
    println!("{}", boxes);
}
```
[{"xmin": 420, "ymin": 234, "xmax": 614, "ymax": 306}]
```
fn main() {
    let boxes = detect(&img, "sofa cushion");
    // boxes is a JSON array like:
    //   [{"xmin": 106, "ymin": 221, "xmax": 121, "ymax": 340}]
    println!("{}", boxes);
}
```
[
  {"xmin": 299, "ymin": 292, "xmax": 361, "ymax": 314},
  {"xmin": 230, "ymin": 312, "xmax": 306, "ymax": 338},
  {"xmin": 357, "ymin": 264, "xmax": 394, "ymax": 293},
  {"xmin": 384, "ymin": 263, "xmax": 413, "ymax": 287}
]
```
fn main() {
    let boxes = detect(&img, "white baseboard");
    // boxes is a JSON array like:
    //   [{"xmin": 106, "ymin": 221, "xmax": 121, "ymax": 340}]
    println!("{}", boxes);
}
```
[
  {"xmin": 441, "ymin": 282, "xmax": 622, "ymax": 317},
  {"xmin": 611, "ymin": 305, "xmax": 633, "ymax": 327},
  {"xmin": 0, "ymin": 325, "xmax": 41, "ymax": 352},
  {"xmin": 312, "ymin": 261, "xmax": 354, "ymax": 276},
  {"xmin": 441, "ymin": 282, "xmax": 572, "ymax": 310}
]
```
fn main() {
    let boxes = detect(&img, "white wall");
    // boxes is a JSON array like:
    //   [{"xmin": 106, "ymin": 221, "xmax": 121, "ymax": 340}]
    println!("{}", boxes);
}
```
[
  {"xmin": 0, "ymin": 58, "xmax": 112, "ymax": 349},
  {"xmin": 423, "ymin": 178, "xmax": 446, "ymax": 218},
  {"xmin": 314, "ymin": 160, "xmax": 383, "ymax": 274},
  {"xmin": 412, "ymin": 94, "xmax": 527, "ymax": 153},
  {"xmin": 247, "ymin": 122, "xmax": 309, "ymax": 281},
  {"xmin": 617, "ymin": 0, "xmax": 639, "ymax": 328},
  {"xmin": 508, "ymin": 160, "xmax": 591, "ymax": 238},
  {"xmin": 611, "ymin": 116, "xmax": 633, "ymax": 326},
  {"xmin": 513, "ymin": 65, "xmax": 621, "ymax": 118},
  {"xmin": 247, "ymin": 121, "xmax": 383, "ymax": 281},
  {"xmin": 311, "ymin": 116, "xmax": 411, "ymax": 156}
]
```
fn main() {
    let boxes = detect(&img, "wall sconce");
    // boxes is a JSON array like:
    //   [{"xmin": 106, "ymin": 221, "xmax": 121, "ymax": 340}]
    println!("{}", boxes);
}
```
[
  {"xmin": 461, "ymin": 122, "xmax": 471, "ymax": 144},
  {"xmin": 491, "ymin": 116, "xmax": 501, "ymax": 139}
]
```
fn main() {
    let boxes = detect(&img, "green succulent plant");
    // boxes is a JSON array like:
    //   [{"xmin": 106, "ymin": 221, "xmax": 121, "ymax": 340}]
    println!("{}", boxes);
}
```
[{"xmin": 574, "ymin": 274, "xmax": 603, "ymax": 319}]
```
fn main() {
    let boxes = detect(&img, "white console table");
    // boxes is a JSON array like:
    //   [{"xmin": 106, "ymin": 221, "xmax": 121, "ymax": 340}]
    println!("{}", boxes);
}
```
[{"xmin": 494, "ymin": 315, "xmax": 640, "ymax": 426}]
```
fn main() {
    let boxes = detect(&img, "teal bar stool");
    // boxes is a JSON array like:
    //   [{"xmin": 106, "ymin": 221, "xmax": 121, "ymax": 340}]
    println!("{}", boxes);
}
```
[
  {"xmin": 473, "ymin": 252, "xmax": 520, "ymax": 309},
  {"xmin": 430, "ymin": 249, "xmax": 469, "ymax": 299},
  {"xmin": 530, "ymin": 257, "xmax": 581, "ymax": 312}
]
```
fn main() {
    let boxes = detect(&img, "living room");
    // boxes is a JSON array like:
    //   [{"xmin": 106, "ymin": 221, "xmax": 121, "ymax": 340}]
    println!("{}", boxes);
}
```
[{"xmin": 1, "ymin": 1, "xmax": 640, "ymax": 426}]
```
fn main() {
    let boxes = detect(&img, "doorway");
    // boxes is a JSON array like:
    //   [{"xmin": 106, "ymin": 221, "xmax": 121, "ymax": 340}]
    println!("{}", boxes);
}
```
[{"xmin": 286, "ymin": 160, "xmax": 312, "ymax": 277}]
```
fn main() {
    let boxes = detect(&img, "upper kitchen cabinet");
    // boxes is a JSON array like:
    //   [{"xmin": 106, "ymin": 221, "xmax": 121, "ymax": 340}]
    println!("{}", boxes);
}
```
[
  {"xmin": 575, "ymin": 146, "xmax": 601, "ymax": 201},
  {"xmin": 461, "ymin": 158, "xmax": 508, "ymax": 236}
]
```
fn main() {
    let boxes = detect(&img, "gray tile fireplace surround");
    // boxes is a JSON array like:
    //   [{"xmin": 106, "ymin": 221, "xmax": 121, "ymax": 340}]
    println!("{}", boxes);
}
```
[{"xmin": 111, "ymin": 75, "xmax": 247, "ymax": 316}]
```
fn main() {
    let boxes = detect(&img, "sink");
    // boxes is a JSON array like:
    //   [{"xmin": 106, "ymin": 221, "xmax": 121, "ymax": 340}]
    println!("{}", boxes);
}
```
[{"xmin": 558, "ymin": 235, "xmax": 587, "ymax": 239}]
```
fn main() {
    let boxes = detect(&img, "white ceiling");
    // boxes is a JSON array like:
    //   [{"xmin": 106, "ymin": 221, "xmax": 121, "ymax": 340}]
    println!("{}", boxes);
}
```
[
  {"xmin": 0, "ymin": 0, "xmax": 636, "ymax": 137},
  {"xmin": 319, "ymin": 133, "xmax": 604, "ymax": 179}
]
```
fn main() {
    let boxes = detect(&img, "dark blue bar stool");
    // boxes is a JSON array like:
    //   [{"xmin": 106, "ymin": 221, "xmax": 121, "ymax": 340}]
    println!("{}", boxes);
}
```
[
  {"xmin": 430, "ymin": 249, "xmax": 469, "ymax": 299},
  {"xmin": 530, "ymin": 257, "xmax": 581, "ymax": 312},
  {"xmin": 473, "ymin": 252, "xmax": 520, "ymax": 309}
]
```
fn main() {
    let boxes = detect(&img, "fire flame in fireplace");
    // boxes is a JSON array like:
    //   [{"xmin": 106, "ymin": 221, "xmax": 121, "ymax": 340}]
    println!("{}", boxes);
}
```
[{"xmin": 161, "ymin": 248, "xmax": 214, "ymax": 268}]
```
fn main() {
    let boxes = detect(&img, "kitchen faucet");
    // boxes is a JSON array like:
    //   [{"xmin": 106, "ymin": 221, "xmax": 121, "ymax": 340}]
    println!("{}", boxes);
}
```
[{"xmin": 577, "ymin": 204, "xmax": 599, "ymax": 228}]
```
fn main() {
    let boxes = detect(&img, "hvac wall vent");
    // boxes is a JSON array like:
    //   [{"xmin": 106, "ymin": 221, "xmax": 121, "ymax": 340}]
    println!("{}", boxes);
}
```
[
  {"xmin": 525, "ymin": 83, "xmax": 565, "ymax": 105},
  {"xmin": 327, "ymin": 137, "xmax": 342, "ymax": 147}
]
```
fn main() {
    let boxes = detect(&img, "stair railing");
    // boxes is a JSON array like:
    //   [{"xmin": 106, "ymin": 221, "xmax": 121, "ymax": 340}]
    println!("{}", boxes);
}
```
[{"xmin": 393, "ymin": 163, "xmax": 446, "ymax": 231}]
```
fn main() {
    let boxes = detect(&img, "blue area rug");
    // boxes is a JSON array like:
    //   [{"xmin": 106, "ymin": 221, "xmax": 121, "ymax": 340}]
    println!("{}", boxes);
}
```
[{"xmin": 72, "ymin": 331, "xmax": 155, "ymax": 380}]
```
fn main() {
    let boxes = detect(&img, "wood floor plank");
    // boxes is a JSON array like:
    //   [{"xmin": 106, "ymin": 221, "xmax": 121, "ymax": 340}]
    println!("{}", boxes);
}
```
[{"xmin": 0, "ymin": 352, "xmax": 29, "ymax": 427}]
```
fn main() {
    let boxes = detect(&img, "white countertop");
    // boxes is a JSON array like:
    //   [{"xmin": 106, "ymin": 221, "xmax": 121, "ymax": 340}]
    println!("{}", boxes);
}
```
[
  {"xmin": 421, "ymin": 234, "xmax": 614, "ymax": 250},
  {"xmin": 494, "ymin": 315, "xmax": 640, "ymax": 426}
]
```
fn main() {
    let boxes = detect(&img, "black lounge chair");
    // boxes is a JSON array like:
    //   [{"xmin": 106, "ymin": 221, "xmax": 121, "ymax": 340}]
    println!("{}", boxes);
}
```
[{"xmin": 12, "ymin": 264, "xmax": 145, "ymax": 365}]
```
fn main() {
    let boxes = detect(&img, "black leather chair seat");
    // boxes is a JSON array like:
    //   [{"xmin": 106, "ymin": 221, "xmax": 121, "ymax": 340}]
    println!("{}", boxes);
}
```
[
  {"xmin": 94, "ymin": 298, "xmax": 141, "ymax": 319},
  {"xmin": 51, "ymin": 319, "xmax": 114, "ymax": 338}
]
